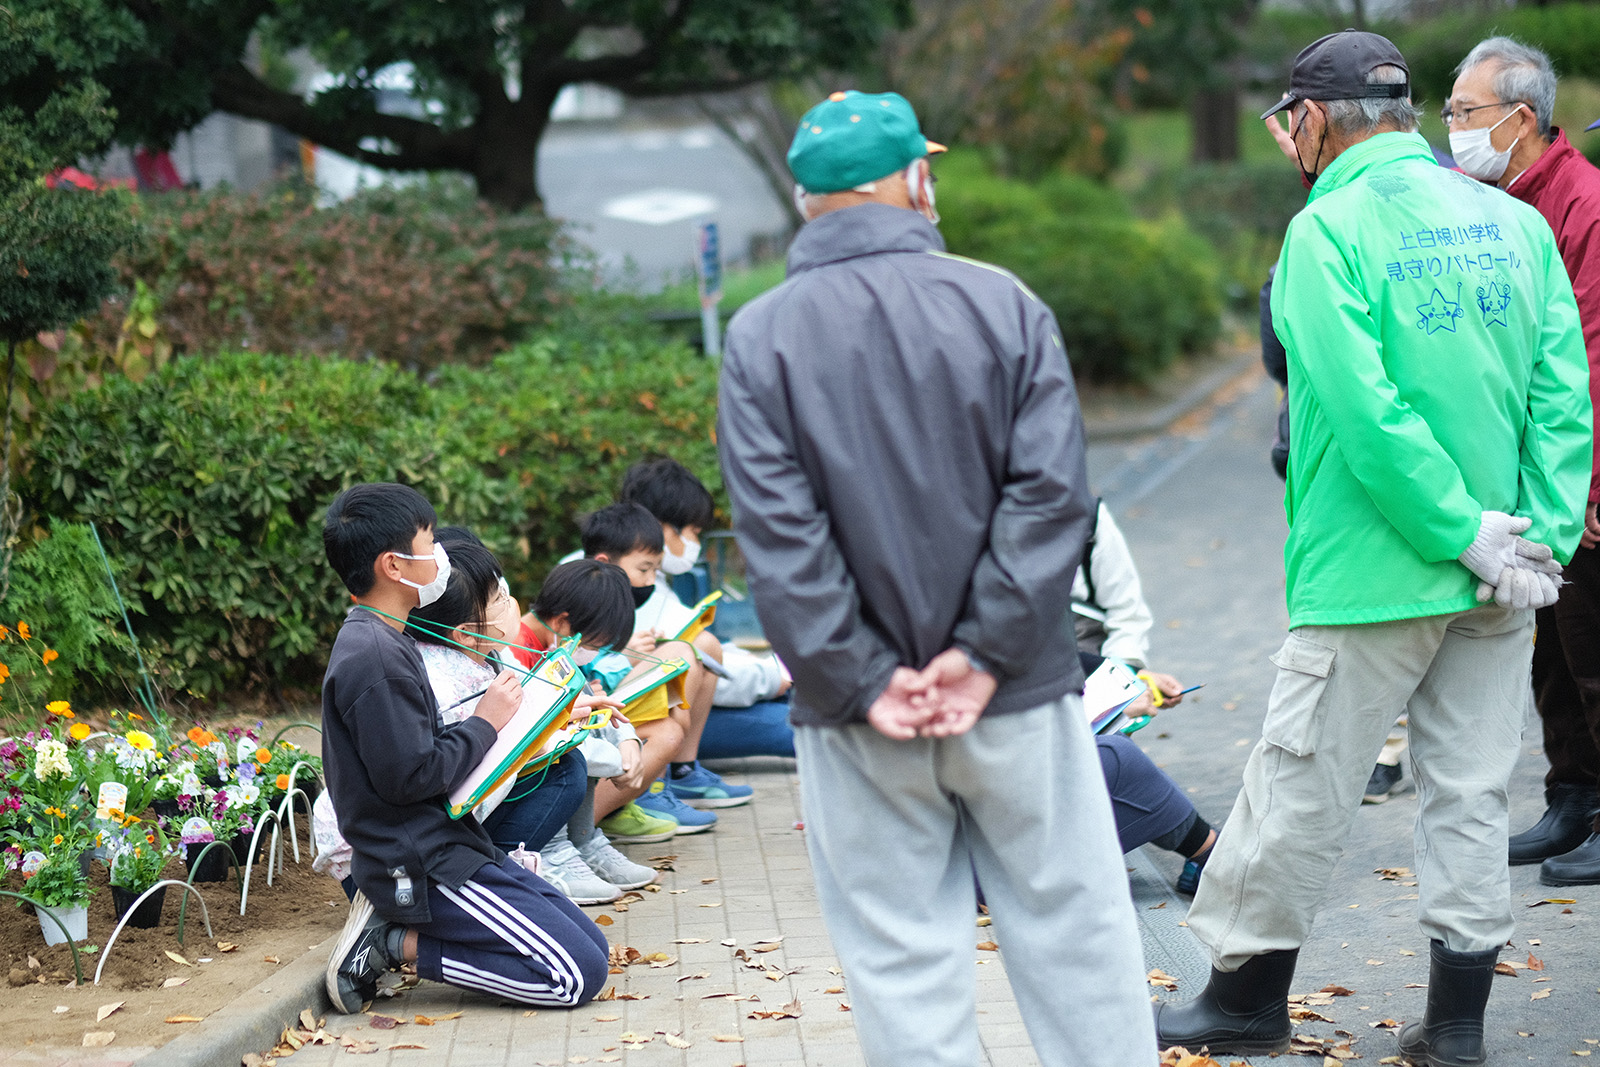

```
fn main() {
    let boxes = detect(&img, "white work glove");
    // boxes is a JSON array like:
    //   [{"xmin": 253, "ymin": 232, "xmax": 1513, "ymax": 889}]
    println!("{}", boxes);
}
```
[
  {"xmin": 1461, "ymin": 511, "xmax": 1563, "ymax": 608},
  {"xmin": 1485, "ymin": 566, "xmax": 1562, "ymax": 611}
]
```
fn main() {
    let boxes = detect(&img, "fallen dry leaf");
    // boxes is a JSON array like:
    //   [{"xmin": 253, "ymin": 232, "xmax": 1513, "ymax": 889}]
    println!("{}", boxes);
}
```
[
  {"xmin": 698, "ymin": 901, "xmax": 723, "ymax": 908},
  {"xmin": 165, "ymin": 1015, "xmax": 204, "ymax": 1024},
  {"xmin": 1375, "ymin": 867, "xmax": 1414, "ymax": 881},
  {"xmin": 387, "ymin": 1044, "xmax": 429, "ymax": 1051},
  {"xmin": 1532, "ymin": 989, "xmax": 1551, "ymax": 1000},
  {"xmin": 676, "ymin": 972, "xmax": 711, "ymax": 982},
  {"xmin": 1496, "ymin": 962, "xmax": 1520, "ymax": 977},
  {"xmin": 1321, "ymin": 985, "xmax": 1356, "ymax": 996},
  {"xmin": 593, "ymin": 1014, "xmax": 620, "ymax": 1022},
  {"xmin": 1366, "ymin": 959, "xmax": 1386, "ymax": 966},
  {"xmin": 52, "ymin": 1006, "xmax": 68, "ymax": 1014},
  {"xmin": 1527, "ymin": 953, "xmax": 1545, "ymax": 971},
  {"xmin": 300, "ymin": 1009, "xmax": 319, "ymax": 1031},
  {"xmin": 673, "ymin": 938, "xmax": 708, "ymax": 944},
  {"xmin": 749, "ymin": 998, "xmax": 803, "ymax": 1020},
  {"xmin": 1528, "ymin": 898, "xmax": 1578, "ymax": 908},
  {"xmin": 1158, "ymin": 1048, "xmax": 1224, "ymax": 1066},
  {"xmin": 340, "ymin": 1036, "xmax": 380, "ymax": 1053},
  {"xmin": 1369, "ymin": 1018, "xmax": 1401, "ymax": 1030},
  {"xmin": 594, "ymin": 915, "xmax": 614, "ymax": 926},
  {"xmin": 217, "ymin": 941, "xmax": 237, "ymax": 952},
  {"xmin": 263, "ymin": 955, "xmax": 280, "ymax": 964},
  {"xmin": 1290, "ymin": 1007, "xmax": 1334, "ymax": 1022},
  {"xmin": 162, "ymin": 977, "xmax": 189, "ymax": 988},
  {"xmin": 96, "ymin": 1002, "xmax": 124, "ymax": 1023},
  {"xmin": 370, "ymin": 1014, "xmax": 401, "ymax": 1030},
  {"xmin": 712, "ymin": 1034, "xmax": 744, "ymax": 1042},
  {"xmin": 1148, "ymin": 968, "xmax": 1180, "ymax": 991},
  {"xmin": 825, "ymin": 986, "xmax": 845, "ymax": 995},
  {"xmin": 164, "ymin": 950, "xmax": 192, "ymax": 967},
  {"xmin": 977, "ymin": 941, "xmax": 999, "ymax": 952},
  {"xmin": 663, "ymin": 1034, "xmax": 691, "ymax": 1049},
  {"xmin": 82, "ymin": 1032, "xmax": 115, "ymax": 1047}
]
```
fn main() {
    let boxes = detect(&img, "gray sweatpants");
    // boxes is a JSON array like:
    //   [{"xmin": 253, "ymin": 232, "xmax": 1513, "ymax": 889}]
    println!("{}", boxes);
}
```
[
  {"xmin": 1189, "ymin": 604, "xmax": 1534, "ymax": 970},
  {"xmin": 795, "ymin": 696, "xmax": 1157, "ymax": 1067}
]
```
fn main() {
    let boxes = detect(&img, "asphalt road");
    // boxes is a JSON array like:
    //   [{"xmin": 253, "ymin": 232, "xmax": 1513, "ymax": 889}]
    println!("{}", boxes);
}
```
[{"xmin": 1094, "ymin": 372, "xmax": 1600, "ymax": 1065}]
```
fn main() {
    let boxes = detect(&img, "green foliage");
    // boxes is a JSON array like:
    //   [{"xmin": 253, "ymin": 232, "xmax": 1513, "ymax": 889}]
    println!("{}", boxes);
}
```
[
  {"xmin": 24, "ymin": 326, "xmax": 722, "ymax": 697},
  {"xmin": 119, "ymin": 179, "xmax": 566, "ymax": 371},
  {"xmin": 1089, "ymin": 0, "xmax": 1259, "ymax": 106},
  {"xmin": 1159, "ymin": 160, "xmax": 1306, "ymax": 309},
  {"xmin": 434, "ymin": 322, "xmax": 723, "ymax": 586},
  {"xmin": 938, "ymin": 156, "xmax": 1221, "ymax": 381},
  {"xmin": 0, "ymin": 522, "xmax": 131, "ymax": 705}
]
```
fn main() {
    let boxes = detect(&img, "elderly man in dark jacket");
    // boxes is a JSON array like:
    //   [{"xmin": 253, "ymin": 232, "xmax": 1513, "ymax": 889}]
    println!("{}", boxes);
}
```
[{"xmin": 717, "ymin": 90, "xmax": 1156, "ymax": 1067}]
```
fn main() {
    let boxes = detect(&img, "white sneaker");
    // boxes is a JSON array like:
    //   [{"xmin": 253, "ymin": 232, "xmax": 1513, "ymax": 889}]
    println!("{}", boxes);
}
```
[
  {"xmin": 576, "ymin": 830, "xmax": 659, "ymax": 891},
  {"xmin": 539, "ymin": 829, "xmax": 622, "ymax": 905}
]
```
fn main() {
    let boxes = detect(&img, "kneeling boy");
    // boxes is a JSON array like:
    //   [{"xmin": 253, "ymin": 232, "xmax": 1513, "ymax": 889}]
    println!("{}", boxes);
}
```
[{"xmin": 320, "ymin": 483, "xmax": 609, "ymax": 1013}]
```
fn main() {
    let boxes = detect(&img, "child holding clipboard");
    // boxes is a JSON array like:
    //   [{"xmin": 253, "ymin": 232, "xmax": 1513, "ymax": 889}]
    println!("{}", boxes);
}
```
[{"xmin": 318, "ymin": 484, "xmax": 609, "ymax": 1014}]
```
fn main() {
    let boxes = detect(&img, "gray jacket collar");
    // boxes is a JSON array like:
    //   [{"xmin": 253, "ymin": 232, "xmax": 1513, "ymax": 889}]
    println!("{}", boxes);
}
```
[{"xmin": 787, "ymin": 202, "xmax": 947, "ymax": 275}]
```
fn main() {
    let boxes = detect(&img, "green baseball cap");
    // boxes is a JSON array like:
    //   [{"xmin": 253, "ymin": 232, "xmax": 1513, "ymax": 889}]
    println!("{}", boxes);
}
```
[{"xmin": 787, "ymin": 90, "xmax": 947, "ymax": 194}]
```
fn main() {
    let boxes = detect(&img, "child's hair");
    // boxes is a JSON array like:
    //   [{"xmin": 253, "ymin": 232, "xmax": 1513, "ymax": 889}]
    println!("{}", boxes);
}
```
[
  {"xmin": 407, "ymin": 527, "xmax": 501, "ymax": 648},
  {"xmin": 323, "ymin": 483, "xmax": 437, "ymax": 596},
  {"xmin": 581, "ymin": 502, "xmax": 665, "ymax": 560},
  {"xmin": 532, "ymin": 559, "xmax": 634, "ymax": 651},
  {"xmin": 619, "ymin": 458, "xmax": 714, "ymax": 530}
]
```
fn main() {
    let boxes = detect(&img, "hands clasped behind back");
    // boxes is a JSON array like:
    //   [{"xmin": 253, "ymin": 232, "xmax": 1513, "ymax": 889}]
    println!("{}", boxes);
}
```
[
  {"xmin": 865, "ymin": 648, "xmax": 999, "ymax": 741},
  {"xmin": 1458, "ymin": 510, "xmax": 1563, "ymax": 610}
]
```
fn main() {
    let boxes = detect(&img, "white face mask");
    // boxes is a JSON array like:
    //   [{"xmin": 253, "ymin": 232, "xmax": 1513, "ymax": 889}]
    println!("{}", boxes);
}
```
[
  {"xmin": 906, "ymin": 161, "xmax": 939, "ymax": 225},
  {"xmin": 393, "ymin": 543, "xmax": 452, "ymax": 608},
  {"xmin": 1448, "ymin": 105, "xmax": 1524, "ymax": 181},
  {"xmin": 661, "ymin": 534, "xmax": 701, "ymax": 576}
]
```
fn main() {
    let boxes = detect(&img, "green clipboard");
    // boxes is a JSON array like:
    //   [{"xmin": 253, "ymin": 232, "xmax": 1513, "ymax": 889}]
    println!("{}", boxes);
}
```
[
  {"xmin": 669, "ymin": 590, "xmax": 722, "ymax": 643},
  {"xmin": 445, "ymin": 641, "xmax": 586, "ymax": 819}
]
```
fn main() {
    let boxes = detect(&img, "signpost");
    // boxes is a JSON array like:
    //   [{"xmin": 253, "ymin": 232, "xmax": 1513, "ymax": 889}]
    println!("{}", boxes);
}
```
[{"xmin": 696, "ymin": 220, "xmax": 723, "ymax": 358}]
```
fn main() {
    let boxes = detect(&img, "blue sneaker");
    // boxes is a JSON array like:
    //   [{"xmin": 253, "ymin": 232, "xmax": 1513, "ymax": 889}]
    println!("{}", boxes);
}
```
[
  {"xmin": 636, "ymin": 778, "xmax": 717, "ymax": 834},
  {"xmin": 668, "ymin": 761, "xmax": 753, "ymax": 809}
]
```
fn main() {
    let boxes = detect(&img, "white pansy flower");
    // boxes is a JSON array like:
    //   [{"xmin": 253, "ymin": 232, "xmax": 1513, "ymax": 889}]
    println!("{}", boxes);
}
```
[{"xmin": 34, "ymin": 739, "xmax": 71, "ymax": 780}]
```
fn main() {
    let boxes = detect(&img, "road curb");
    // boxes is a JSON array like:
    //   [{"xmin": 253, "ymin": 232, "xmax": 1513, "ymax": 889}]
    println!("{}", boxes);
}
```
[
  {"xmin": 1084, "ymin": 348, "xmax": 1262, "ymax": 442},
  {"xmin": 155, "ymin": 936, "xmax": 332, "ymax": 1067}
]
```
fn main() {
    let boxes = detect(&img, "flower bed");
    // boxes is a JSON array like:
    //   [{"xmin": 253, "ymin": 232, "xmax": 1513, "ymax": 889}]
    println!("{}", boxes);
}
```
[{"xmin": 1, "ymin": 620, "xmax": 323, "ymax": 950}]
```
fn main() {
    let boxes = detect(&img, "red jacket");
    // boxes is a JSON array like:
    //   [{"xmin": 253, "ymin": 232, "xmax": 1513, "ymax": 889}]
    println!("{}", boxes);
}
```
[{"xmin": 1510, "ymin": 128, "xmax": 1600, "ymax": 503}]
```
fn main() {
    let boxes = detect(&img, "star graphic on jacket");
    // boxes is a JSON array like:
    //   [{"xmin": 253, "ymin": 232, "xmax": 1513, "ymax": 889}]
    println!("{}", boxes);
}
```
[{"xmin": 1415, "ymin": 287, "xmax": 1463, "ymax": 334}]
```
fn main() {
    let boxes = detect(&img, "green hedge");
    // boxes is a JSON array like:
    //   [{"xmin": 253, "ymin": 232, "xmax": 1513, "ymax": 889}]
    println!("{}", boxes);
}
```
[
  {"xmin": 937, "ymin": 152, "xmax": 1222, "ymax": 381},
  {"xmin": 24, "ymin": 327, "xmax": 721, "ymax": 698}
]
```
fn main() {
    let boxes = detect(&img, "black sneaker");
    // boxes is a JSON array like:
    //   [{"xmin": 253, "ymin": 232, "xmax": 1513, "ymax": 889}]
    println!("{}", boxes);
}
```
[
  {"xmin": 326, "ymin": 891, "xmax": 396, "ymax": 1013},
  {"xmin": 1362, "ymin": 762, "xmax": 1403, "ymax": 805}
]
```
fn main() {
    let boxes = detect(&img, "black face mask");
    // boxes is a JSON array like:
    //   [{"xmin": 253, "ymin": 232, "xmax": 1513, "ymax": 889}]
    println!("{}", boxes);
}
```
[
  {"xmin": 630, "ymin": 583, "xmax": 654, "ymax": 609},
  {"xmin": 1293, "ymin": 105, "xmax": 1327, "ymax": 189}
]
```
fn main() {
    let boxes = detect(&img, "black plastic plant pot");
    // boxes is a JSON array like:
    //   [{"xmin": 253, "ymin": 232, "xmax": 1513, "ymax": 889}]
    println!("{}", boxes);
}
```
[
  {"xmin": 184, "ymin": 841, "xmax": 231, "ymax": 883},
  {"xmin": 110, "ymin": 884, "xmax": 167, "ymax": 928}
]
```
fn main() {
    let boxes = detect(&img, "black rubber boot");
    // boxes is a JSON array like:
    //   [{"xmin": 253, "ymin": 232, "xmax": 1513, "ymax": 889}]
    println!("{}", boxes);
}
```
[
  {"xmin": 1540, "ymin": 831, "xmax": 1600, "ymax": 886},
  {"xmin": 1153, "ymin": 949, "xmax": 1298, "ymax": 1056},
  {"xmin": 1508, "ymin": 782, "xmax": 1599, "ymax": 865},
  {"xmin": 1397, "ymin": 940, "xmax": 1497, "ymax": 1067}
]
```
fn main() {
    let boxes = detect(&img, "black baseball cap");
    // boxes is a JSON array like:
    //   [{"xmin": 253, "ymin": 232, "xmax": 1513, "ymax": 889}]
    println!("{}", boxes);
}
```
[{"xmin": 1261, "ymin": 29, "xmax": 1410, "ymax": 120}]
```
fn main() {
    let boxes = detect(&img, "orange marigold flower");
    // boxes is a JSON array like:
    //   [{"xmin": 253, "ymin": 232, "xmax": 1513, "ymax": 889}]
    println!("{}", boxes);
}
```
[
  {"xmin": 68, "ymin": 723, "xmax": 91, "ymax": 741},
  {"xmin": 46, "ymin": 700, "xmax": 72, "ymax": 717},
  {"xmin": 275, "ymin": 774, "xmax": 290, "ymax": 791},
  {"xmin": 17, "ymin": 622, "xmax": 31, "ymax": 640},
  {"xmin": 52, "ymin": 834, "xmax": 63, "ymax": 846},
  {"xmin": 187, "ymin": 726, "xmax": 217, "ymax": 746},
  {"xmin": 0, "ymin": 624, "xmax": 9, "ymax": 639},
  {"xmin": 256, "ymin": 747, "xmax": 272, "ymax": 765},
  {"xmin": 129, "ymin": 712, "xmax": 144, "ymax": 721},
  {"xmin": 0, "ymin": 663, "xmax": 9, "ymax": 683},
  {"xmin": 41, "ymin": 648, "xmax": 58, "ymax": 665}
]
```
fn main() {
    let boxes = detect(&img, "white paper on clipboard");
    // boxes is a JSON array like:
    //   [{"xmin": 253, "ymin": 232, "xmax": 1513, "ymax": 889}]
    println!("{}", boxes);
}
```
[
  {"xmin": 447, "ymin": 670, "xmax": 570, "ymax": 814},
  {"xmin": 1082, "ymin": 659, "xmax": 1146, "ymax": 735}
]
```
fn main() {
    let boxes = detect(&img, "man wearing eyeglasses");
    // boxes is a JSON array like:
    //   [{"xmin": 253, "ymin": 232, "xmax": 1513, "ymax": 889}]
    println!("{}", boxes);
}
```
[
  {"xmin": 1446, "ymin": 38, "xmax": 1600, "ymax": 896},
  {"xmin": 1157, "ymin": 30, "xmax": 1592, "ymax": 1067}
]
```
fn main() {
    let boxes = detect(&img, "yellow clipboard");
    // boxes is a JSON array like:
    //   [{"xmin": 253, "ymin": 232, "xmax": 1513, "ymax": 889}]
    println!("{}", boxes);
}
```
[
  {"xmin": 610, "ymin": 657, "xmax": 690, "ymax": 718},
  {"xmin": 445, "ymin": 644, "xmax": 585, "ymax": 819},
  {"xmin": 669, "ymin": 591, "xmax": 722, "ymax": 643}
]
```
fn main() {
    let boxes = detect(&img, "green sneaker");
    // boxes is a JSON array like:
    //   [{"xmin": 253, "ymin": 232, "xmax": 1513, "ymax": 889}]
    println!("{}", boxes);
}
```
[{"xmin": 599, "ymin": 801, "xmax": 679, "ymax": 843}]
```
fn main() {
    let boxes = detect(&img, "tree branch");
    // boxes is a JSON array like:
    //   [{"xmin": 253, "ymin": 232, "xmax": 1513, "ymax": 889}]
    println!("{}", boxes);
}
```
[
  {"xmin": 209, "ymin": 64, "xmax": 475, "ymax": 173},
  {"xmin": 539, "ymin": 0, "xmax": 696, "ymax": 88}
]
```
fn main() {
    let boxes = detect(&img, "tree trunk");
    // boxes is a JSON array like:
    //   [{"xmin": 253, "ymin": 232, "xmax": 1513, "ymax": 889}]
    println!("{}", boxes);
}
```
[
  {"xmin": 471, "ymin": 90, "xmax": 561, "ymax": 213},
  {"xmin": 1189, "ymin": 85, "xmax": 1240, "ymax": 163}
]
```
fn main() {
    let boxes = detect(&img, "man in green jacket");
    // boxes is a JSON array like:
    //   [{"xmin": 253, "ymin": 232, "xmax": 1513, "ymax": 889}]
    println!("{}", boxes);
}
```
[{"xmin": 1155, "ymin": 30, "xmax": 1592, "ymax": 1067}]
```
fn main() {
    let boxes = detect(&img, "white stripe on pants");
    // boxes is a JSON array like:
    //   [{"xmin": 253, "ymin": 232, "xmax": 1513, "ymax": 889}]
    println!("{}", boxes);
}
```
[
  {"xmin": 1188, "ymin": 604, "xmax": 1533, "ymax": 970},
  {"xmin": 796, "ymin": 695, "xmax": 1157, "ymax": 1067}
]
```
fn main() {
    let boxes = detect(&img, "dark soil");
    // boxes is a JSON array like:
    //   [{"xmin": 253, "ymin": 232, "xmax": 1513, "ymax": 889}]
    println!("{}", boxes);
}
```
[{"xmin": 0, "ymin": 812, "xmax": 346, "ymax": 1052}]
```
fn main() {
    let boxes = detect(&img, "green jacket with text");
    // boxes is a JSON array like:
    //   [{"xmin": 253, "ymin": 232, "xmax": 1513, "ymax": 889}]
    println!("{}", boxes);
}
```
[{"xmin": 1273, "ymin": 131, "xmax": 1591, "ymax": 627}]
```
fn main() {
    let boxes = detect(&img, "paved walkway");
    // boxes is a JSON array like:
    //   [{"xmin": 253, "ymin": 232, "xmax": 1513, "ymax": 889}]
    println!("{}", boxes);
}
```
[{"xmin": 271, "ymin": 757, "xmax": 1055, "ymax": 1067}]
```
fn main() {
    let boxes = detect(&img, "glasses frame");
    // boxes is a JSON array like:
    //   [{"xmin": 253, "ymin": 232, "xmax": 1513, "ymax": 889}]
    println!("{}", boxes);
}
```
[{"xmin": 1439, "ymin": 100, "xmax": 1519, "ymax": 127}]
